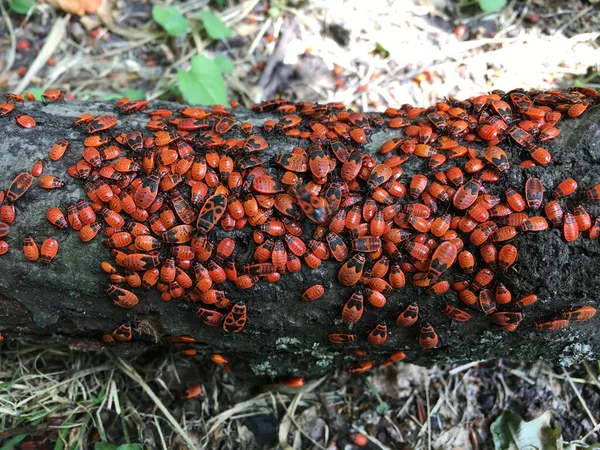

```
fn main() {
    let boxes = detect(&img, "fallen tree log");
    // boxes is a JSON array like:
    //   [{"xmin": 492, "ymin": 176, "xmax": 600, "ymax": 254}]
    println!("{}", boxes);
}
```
[{"xmin": 0, "ymin": 96, "xmax": 599, "ymax": 378}]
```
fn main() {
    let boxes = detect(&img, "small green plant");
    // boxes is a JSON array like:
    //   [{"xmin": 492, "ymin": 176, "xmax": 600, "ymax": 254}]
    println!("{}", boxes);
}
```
[
  {"xmin": 365, "ymin": 380, "xmax": 390, "ymax": 414},
  {"xmin": 151, "ymin": 5, "xmax": 234, "ymax": 104},
  {"xmin": 152, "ymin": 5, "xmax": 232, "ymax": 40},
  {"xmin": 214, "ymin": 54, "xmax": 234, "ymax": 74},
  {"xmin": 95, "ymin": 443, "xmax": 143, "ymax": 450},
  {"xmin": 121, "ymin": 89, "xmax": 147, "ymax": 100},
  {"xmin": 8, "ymin": 0, "xmax": 35, "ymax": 15},
  {"xmin": 152, "ymin": 5, "xmax": 190, "ymax": 37},
  {"xmin": 371, "ymin": 42, "xmax": 390, "ymax": 59},
  {"xmin": 199, "ymin": 11, "xmax": 232, "ymax": 40},
  {"xmin": 177, "ymin": 54, "xmax": 232, "ymax": 105},
  {"xmin": 491, "ymin": 410, "xmax": 562, "ymax": 450},
  {"xmin": 91, "ymin": 389, "xmax": 106, "ymax": 405},
  {"xmin": 478, "ymin": 0, "xmax": 506, "ymax": 13}
]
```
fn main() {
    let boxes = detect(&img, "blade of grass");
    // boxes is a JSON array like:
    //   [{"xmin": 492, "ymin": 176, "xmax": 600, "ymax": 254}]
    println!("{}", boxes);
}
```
[
  {"xmin": 112, "ymin": 355, "xmax": 198, "ymax": 450},
  {"xmin": 54, "ymin": 416, "xmax": 73, "ymax": 450},
  {"xmin": 69, "ymin": 414, "xmax": 90, "ymax": 450},
  {"xmin": 0, "ymin": 433, "xmax": 28, "ymax": 450},
  {"xmin": 118, "ymin": 392, "xmax": 130, "ymax": 445}
]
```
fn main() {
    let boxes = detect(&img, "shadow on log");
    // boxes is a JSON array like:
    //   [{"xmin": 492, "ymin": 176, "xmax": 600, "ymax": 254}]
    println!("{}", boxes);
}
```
[{"xmin": 0, "ymin": 98, "xmax": 599, "ymax": 378}]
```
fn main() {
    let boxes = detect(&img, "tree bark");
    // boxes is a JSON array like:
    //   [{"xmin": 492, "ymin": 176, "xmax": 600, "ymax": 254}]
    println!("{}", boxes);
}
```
[{"xmin": 0, "ymin": 101, "xmax": 599, "ymax": 377}]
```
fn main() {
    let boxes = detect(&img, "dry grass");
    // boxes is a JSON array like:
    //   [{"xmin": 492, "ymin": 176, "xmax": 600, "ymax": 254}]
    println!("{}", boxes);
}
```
[
  {"xmin": 2, "ymin": 343, "xmax": 600, "ymax": 448},
  {"xmin": 1, "ymin": 0, "xmax": 600, "ymax": 448},
  {"xmin": 1, "ymin": 0, "xmax": 598, "ymax": 107}
]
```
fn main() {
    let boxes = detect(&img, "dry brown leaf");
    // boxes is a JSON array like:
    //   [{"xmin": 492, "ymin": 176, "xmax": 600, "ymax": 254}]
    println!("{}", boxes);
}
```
[
  {"xmin": 42, "ymin": 0, "xmax": 103, "ymax": 16},
  {"xmin": 43, "ymin": 0, "xmax": 83, "ymax": 15},
  {"xmin": 83, "ymin": 0, "xmax": 102, "ymax": 13}
]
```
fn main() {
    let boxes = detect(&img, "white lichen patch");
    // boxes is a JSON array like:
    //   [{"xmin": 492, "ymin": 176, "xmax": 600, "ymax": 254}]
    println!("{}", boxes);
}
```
[
  {"xmin": 251, "ymin": 360, "xmax": 275, "ymax": 376},
  {"xmin": 275, "ymin": 336, "xmax": 301, "ymax": 348},
  {"xmin": 560, "ymin": 342, "xmax": 594, "ymax": 366}
]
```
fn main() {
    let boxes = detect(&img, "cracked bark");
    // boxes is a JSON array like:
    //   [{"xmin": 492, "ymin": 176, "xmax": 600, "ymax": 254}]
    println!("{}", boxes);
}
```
[{"xmin": 0, "ymin": 101, "xmax": 599, "ymax": 377}]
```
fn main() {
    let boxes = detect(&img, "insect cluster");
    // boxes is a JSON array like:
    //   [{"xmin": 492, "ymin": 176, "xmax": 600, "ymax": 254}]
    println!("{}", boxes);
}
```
[{"xmin": 0, "ymin": 87, "xmax": 599, "ymax": 376}]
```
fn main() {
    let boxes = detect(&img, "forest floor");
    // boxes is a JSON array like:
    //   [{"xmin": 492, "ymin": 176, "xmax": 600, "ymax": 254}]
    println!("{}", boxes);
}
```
[{"xmin": 1, "ymin": 0, "xmax": 600, "ymax": 448}]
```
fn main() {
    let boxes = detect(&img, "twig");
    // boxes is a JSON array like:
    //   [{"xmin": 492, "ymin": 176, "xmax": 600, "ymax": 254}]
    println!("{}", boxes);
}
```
[
  {"xmin": 583, "ymin": 362, "xmax": 600, "ymax": 391},
  {"xmin": 580, "ymin": 422, "xmax": 600, "ymax": 443},
  {"xmin": 554, "ymin": 5, "xmax": 595, "ymax": 36},
  {"xmin": 95, "ymin": 368, "xmax": 115, "ymax": 442},
  {"xmin": 204, "ymin": 393, "xmax": 273, "ymax": 436},
  {"xmin": 436, "ymin": 374, "xmax": 458, "ymax": 418},
  {"xmin": 100, "ymin": 15, "xmax": 160, "ymax": 41},
  {"xmin": 248, "ymin": 17, "xmax": 273, "ymax": 58},
  {"xmin": 495, "ymin": 0, "xmax": 531, "ymax": 38},
  {"xmin": 69, "ymin": 58, "xmax": 120, "ymax": 96},
  {"xmin": 396, "ymin": 391, "xmax": 416, "ymax": 419},
  {"xmin": 15, "ymin": 14, "xmax": 71, "ymax": 94},
  {"xmin": 449, "ymin": 361, "xmax": 481, "ymax": 375},
  {"xmin": 507, "ymin": 369, "xmax": 536, "ymax": 385},
  {"xmin": 0, "ymin": 0, "xmax": 17, "ymax": 80},
  {"xmin": 153, "ymin": 415, "xmax": 169, "ymax": 450},
  {"xmin": 276, "ymin": 393, "xmax": 327, "ymax": 450},
  {"xmin": 541, "ymin": 370, "xmax": 593, "ymax": 384},
  {"xmin": 93, "ymin": 35, "xmax": 158, "ymax": 60},
  {"xmin": 561, "ymin": 368, "xmax": 599, "ymax": 430},
  {"xmin": 426, "ymin": 379, "xmax": 431, "ymax": 450},
  {"xmin": 220, "ymin": 0, "xmax": 261, "ymax": 26},
  {"xmin": 0, "ymin": 417, "xmax": 62, "ymax": 439}
]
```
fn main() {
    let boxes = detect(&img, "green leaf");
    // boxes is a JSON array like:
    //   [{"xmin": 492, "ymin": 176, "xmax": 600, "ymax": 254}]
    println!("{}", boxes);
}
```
[
  {"xmin": 8, "ymin": 0, "xmax": 35, "ymax": 15},
  {"xmin": 491, "ymin": 410, "xmax": 562, "ymax": 450},
  {"xmin": 268, "ymin": 6, "xmax": 280, "ymax": 17},
  {"xmin": 190, "ymin": 55, "xmax": 220, "ymax": 80},
  {"xmin": 199, "ymin": 11, "xmax": 232, "ymax": 40},
  {"xmin": 152, "ymin": 5, "xmax": 189, "ymax": 37},
  {"xmin": 213, "ymin": 0, "xmax": 227, "ymax": 7},
  {"xmin": 121, "ymin": 89, "xmax": 146, "ymax": 101},
  {"xmin": 176, "ymin": 55, "xmax": 228, "ymax": 105},
  {"xmin": 478, "ymin": 0, "xmax": 506, "ymax": 13},
  {"xmin": 94, "ymin": 442, "xmax": 118, "ymax": 450},
  {"xmin": 177, "ymin": 71, "xmax": 227, "ymax": 106},
  {"xmin": 24, "ymin": 88, "xmax": 45, "ymax": 101},
  {"xmin": 54, "ymin": 435, "xmax": 65, "ymax": 450},
  {"xmin": 102, "ymin": 93, "xmax": 122, "ymax": 100},
  {"xmin": 214, "ymin": 55, "xmax": 233, "ymax": 74},
  {"xmin": 116, "ymin": 445, "xmax": 143, "ymax": 450}
]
